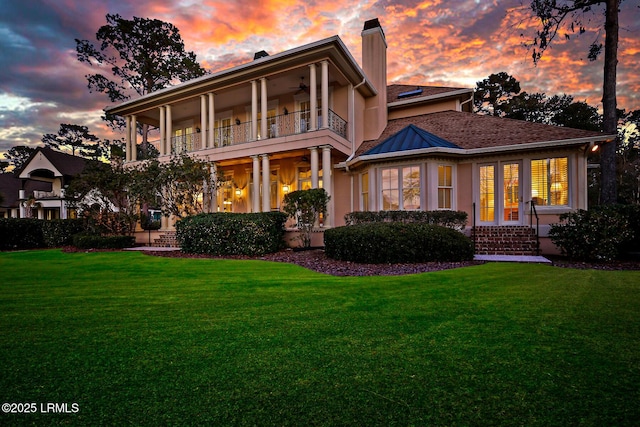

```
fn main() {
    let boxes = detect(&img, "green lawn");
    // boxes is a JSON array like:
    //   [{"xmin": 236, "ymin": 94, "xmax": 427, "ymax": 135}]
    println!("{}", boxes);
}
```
[{"xmin": 0, "ymin": 250, "xmax": 639, "ymax": 426}]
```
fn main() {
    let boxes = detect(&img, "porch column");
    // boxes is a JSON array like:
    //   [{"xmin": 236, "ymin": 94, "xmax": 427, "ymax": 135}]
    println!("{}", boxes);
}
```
[
  {"xmin": 208, "ymin": 93, "xmax": 215, "ymax": 148},
  {"xmin": 262, "ymin": 154, "xmax": 270, "ymax": 212},
  {"xmin": 322, "ymin": 145, "xmax": 332, "ymax": 227},
  {"xmin": 200, "ymin": 95, "xmax": 208, "ymax": 149},
  {"xmin": 125, "ymin": 116, "xmax": 131, "ymax": 162},
  {"xmin": 321, "ymin": 60, "xmax": 329, "ymax": 129},
  {"xmin": 130, "ymin": 114, "xmax": 137, "ymax": 162},
  {"xmin": 252, "ymin": 155, "xmax": 260, "ymax": 212},
  {"xmin": 310, "ymin": 147, "xmax": 319, "ymax": 189},
  {"xmin": 260, "ymin": 78, "xmax": 268, "ymax": 139},
  {"xmin": 251, "ymin": 80, "xmax": 258, "ymax": 141},
  {"xmin": 19, "ymin": 190, "xmax": 26, "ymax": 218},
  {"xmin": 159, "ymin": 106, "xmax": 166, "ymax": 156},
  {"xmin": 309, "ymin": 64, "xmax": 317, "ymax": 131},
  {"xmin": 60, "ymin": 188, "xmax": 67, "ymax": 219},
  {"xmin": 166, "ymin": 105, "xmax": 173, "ymax": 155}
]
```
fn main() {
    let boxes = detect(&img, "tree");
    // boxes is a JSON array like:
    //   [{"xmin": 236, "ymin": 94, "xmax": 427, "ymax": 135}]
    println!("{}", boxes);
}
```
[
  {"xmin": 3, "ymin": 146, "xmax": 36, "ymax": 171},
  {"xmin": 42, "ymin": 124, "xmax": 100, "ymax": 158},
  {"xmin": 617, "ymin": 109, "xmax": 640, "ymax": 204},
  {"xmin": 0, "ymin": 161, "xmax": 9, "ymax": 173},
  {"xmin": 474, "ymin": 72, "xmax": 522, "ymax": 116},
  {"xmin": 282, "ymin": 188, "xmax": 330, "ymax": 249},
  {"xmin": 524, "ymin": 0, "xmax": 622, "ymax": 204},
  {"xmin": 75, "ymin": 13, "xmax": 207, "ymax": 150}
]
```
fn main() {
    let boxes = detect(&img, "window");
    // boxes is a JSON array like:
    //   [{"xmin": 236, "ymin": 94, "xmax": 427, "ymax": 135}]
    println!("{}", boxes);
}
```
[
  {"xmin": 361, "ymin": 172, "xmax": 369, "ymax": 211},
  {"xmin": 381, "ymin": 166, "xmax": 421, "ymax": 210},
  {"xmin": 437, "ymin": 165, "xmax": 453, "ymax": 209},
  {"xmin": 479, "ymin": 165, "xmax": 495, "ymax": 222},
  {"xmin": 531, "ymin": 157, "xmax": 568, "ymax": 206},
  {"xmin": 503, "ymin": 163, "xmax": 519, "ymax": 221},
  {"xmin": 298, "ymin": 167, "xmax": 322, "ymax": 191}
]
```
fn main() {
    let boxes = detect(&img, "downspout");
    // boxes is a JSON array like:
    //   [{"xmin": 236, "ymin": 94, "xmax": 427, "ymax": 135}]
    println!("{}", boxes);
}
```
[{"xmin": 459, "ymin": 93, "xmax": 473, "ymax": 111}]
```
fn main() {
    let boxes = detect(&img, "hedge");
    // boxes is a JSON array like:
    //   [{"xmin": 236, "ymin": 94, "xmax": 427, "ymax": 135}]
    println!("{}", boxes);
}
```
[
  {"xmin": 72, "ymin": 234, "xmax": 136, "ymax": 250},
  {"xmin": 0, "ymin": 218, "xmax": 46, "ymax": 250},
  {"xmin": 324, "ymin": 222, "xmax": 474, "ymax": 264},
  {"xmin": 42, "ymin": 219, "xmax": 87, "ymax": 247},
  {"xmin": 549, "ymin": 204, "xmax": 640, "ymax": 261},
  {"xmin": 176, "ymin": 212, "xmax": 288, "ymax": 256},
  {"xmin": 345, "ymin": 210, "xmax": 468, "ymax": 230}
]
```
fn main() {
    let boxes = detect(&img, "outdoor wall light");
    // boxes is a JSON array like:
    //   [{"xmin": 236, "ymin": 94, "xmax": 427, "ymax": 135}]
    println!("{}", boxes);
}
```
[
  {"xmin": 235, "ymin": 188, "xmax": 242, "ymax": 197},
  {"xmin": 282, "ymin": 185, "xmax": 290, "ymax": 194}
]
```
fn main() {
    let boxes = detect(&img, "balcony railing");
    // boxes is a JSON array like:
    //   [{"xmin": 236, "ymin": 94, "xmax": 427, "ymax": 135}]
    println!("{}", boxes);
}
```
[
  {"xmin": 149, "ymin": 109, "xmax": 347, "ymax": 155},
  {"xmin": 33, "ymin": 190, "xmax": 58, "ymax": 199}
]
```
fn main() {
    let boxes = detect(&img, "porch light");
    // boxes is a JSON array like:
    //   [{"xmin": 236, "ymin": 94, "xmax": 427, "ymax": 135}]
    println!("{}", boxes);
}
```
[
  {"xmin": 591, "ymin": 144, "xmax": 599, "ymax": 152},
  {"xmin": 282, "ymin": 184, "xmax": 290, "ymax": 194},
  {"xmin": 235, "ymin": 188, "xmax": 242, "ymax": 197}
]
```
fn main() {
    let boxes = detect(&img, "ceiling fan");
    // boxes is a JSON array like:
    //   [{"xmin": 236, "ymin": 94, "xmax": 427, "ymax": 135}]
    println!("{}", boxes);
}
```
[{"xmin": 291, "ymin": 77, "xmax": 310, "ymax": 94}]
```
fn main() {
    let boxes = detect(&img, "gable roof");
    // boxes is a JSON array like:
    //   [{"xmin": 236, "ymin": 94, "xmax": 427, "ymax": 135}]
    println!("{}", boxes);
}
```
[
  {"xmin": 364, "ymin": 124, "xmax": 460, "ymax": 155},
  {"xmin": 355, "ymin": 110, "xmax": 613, "ymax": 159},
  {"xmin": 17, "ymin": 147, "xmax": 88, "ymax": 178}
]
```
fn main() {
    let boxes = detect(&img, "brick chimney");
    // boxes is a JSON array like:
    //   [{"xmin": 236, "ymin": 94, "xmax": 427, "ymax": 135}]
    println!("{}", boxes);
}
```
[{"xmin": 361, "ymin": 18, "xmax": 388, "ymax": 140}]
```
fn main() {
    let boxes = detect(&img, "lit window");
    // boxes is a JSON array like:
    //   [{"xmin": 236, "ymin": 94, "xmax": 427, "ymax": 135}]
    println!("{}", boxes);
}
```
[
  {"xmin": 531, "ymin": 157, "xmax": 568, "ymax": 206},
  {"xmin": 437, "ymin": 165, "xmax": 453, "ymax": 209},
  {"xmin": 479, "ymin": 165, "xmax": 495, "ymax": 222}
]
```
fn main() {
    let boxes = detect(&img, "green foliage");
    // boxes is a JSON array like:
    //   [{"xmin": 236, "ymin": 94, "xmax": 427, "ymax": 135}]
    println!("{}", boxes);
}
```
[
  {"xmin": 282, "ymin": 188, "xmax": 330, "ymax": 248},
  {"xmin": 549, "ymin": 204, "xmax": 640, "ymax": 261},
  {"xmin": 345, "ymin": 209, "xmax": 468, "ymax": 230},
  {"xmin": 176, "ymin": 212, "xmax": 287, "ymax": 256},
  {"xmin": 41, "ymin": 219, "xmax": 87, "ymax": 247},
  {"xmin": 0, "ymin": 218, "xmax": 45, "ymax": 250},
  {"xmin": 72, "ymin": 234, "xmax": 135, "ymax": 249},
  {"xmin": 159, "ymin": 154, "xmax": 216, "ymax": 218},
  {"xmin": 324, "ymin": 222, "xmax": 474, "ymax": 264}
]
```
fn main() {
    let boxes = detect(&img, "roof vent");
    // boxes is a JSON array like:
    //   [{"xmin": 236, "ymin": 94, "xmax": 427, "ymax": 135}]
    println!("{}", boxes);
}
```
[
  {"xmin": 253, "ymin": 50, "xmax": 269, "ymax": 60},
  {"xmin": 398, "ymin": 87, "xmax": 423, "ymax": 99}
]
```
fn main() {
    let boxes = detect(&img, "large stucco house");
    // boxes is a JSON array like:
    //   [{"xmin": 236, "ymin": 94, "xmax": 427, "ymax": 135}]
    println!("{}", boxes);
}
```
[{"xmin": 106, "ymin": 18, "xmax": 613, "ymax": 254}]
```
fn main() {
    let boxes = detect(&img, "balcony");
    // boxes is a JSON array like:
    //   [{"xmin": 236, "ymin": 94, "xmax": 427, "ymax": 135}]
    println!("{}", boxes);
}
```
[
  {"xmin": 33, "ymin": 190, "xmax": 59, "ymax": 199},
  {"xmin": 149, "ymin": 109, "xmax": 346, "ymax": 155}
]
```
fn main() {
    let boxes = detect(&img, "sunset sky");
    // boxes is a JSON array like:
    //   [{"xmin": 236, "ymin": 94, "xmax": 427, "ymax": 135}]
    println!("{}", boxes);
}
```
[{"xmin": 1, "ymin": 0, "xmax": 639, "ymax": 158}]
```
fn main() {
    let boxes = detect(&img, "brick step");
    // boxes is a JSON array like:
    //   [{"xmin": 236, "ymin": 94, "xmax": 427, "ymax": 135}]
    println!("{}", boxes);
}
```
[
  {"xmin": 152, "ymin": 232, "xmax": 178, "ymax": 248},
  {"xmin": 473, "ymin": 226, "xmax": 538, "ymax": 256}
]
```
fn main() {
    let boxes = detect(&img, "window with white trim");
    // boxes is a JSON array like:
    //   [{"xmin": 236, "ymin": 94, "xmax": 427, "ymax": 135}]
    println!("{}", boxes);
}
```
[
  {"xmin": 380, "ymin": 165, "xmax": 421, "ymax": 210},
  {"xmin": 437, "ymin": 165, "xmax": 453, "ymax": 209},
  {"xmin": 531, "ymin": 157, "xmax": 569, "ymax": 206}
]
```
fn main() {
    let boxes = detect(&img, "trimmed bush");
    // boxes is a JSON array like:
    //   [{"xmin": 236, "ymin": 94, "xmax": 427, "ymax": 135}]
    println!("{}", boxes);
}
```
[
  {"xmin": 549, "ymin": 204, "xmax": 640, "ymax": 261},
  {"xmin": 345, "ymin": 210, "xmax": 468, "ymax": 230},
  {"xmin": 0, "ymin": 218, "xmax": 45, "ymax": 250},
  {"xmin": 176, "ymin": 212, "xmax": 287, "ymax": 256},
  {"xmin": 324, "ymin": 222, "xmax": 474, "ymax": 264},
  {"xmin": 72, "ymin": 234, "xmax": 135, "ymax": 250},
  {"xmin": 42, "ymin": 219, "xmax": 87, "ymax": 247}
]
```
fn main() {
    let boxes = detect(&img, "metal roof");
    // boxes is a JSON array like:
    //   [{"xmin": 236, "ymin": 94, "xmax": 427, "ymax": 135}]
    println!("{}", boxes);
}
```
[{"xmin": 364, "ymin": 124, "xmax": 460, "ymax": 155}]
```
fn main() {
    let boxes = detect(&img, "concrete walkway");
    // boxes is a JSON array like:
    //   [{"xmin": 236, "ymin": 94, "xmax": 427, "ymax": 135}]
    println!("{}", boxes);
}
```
[{"xmin": 474, "ymin": 254, "xmax": 551, "ymax": 264}]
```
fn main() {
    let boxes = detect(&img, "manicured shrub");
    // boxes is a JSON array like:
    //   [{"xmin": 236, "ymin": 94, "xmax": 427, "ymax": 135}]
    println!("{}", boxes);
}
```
[
  {"xmin": 345, "ymin": 210, "xmax": 468, "ymax": 230},
  {"xmin": 324, "ymin": 222, "xmax": 474, "ymax": 264},
  {"xmin": 176, "ymin": 212, "xmax": 287, "ymax": 256},
  {"xmin": 0, "ymin": 218, "xmax": 45, "ymax": 250},
  {"xmin": 549, "ymin": 204, "xmax": 640, "ymax": 261},
  {"xmin": 72, "ymin": 234, "xmax": 135, "ymax": 250},
  {"xmin": 42, "ymin": 219, "xmax": 87, "ymax": 247}
]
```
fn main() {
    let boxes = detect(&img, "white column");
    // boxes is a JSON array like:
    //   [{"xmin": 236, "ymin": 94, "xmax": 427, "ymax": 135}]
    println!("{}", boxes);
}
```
[
  {"xmin": 159, "ymin": 107, "xmax": 166, "ymax": 156},
  {"xmin": 166, "ymin": 105, "xmax": 173, "ymax": 155},
  {"xmin": 310, "ymin": 147, "xmax": 319, "ymax": 189},
  {"xmin": 322, "ymin": 145, "xmax": 332, "ymax": 227},
  {"xmin": 131, "ymin": 114, "xmax": 137, "ymax": 162},
  {"xmin": 260, "ymin": 78, "xmax": 268, "ymax": 139},
  {"xmin": 321, "ymin": 60, "xmax": 329, "ymax": 129},
  {"xmin": 208, "ymin": 93, "xmax": 215, "ymax": 148},
  {"xmin": 309, "ymin": 64, "xmax": 317, "ymax": 131},
  {"xmin": 200, "ymin": 95, "xmax": 208, "ymax": 149},
  {"xmin": 19, "ymin": 190, "xmax": 26, "ymax": 218},
  {"xmin": 262, "ymin": 154, "xmax": 270, "ymax": 212},
  {"xmin": 125, "ymin": 116, "xmax": 131, "ymax": 162},
  {"xmin": 251, "ymin": 80, "xmax": 258, "ymax": 141},
  {"xmin": 252, "ymin": 155, "xmax": 260, "ymax": 212}
]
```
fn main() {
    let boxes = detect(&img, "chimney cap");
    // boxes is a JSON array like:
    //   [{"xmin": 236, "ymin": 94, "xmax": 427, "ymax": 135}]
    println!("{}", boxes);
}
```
[
  {"xmin": 253, "ymin": 50, "xmax": 269, "ymax": 60},
  {"xmin": 363, "ymin": 18, "xmax": 381, "ymax": 31}
]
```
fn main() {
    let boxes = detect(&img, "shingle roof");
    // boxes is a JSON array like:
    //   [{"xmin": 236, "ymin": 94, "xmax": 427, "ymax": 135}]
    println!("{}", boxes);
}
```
[
  {"xmin": 357, "ymin": 110, "xmax": 610, "ymax": 157},
  {"xmin": 0, "ymin": 173, "xmax": 51, "ymax": 208},
  {"xmin": 364, "ymin": 124, "xmax": 460, "ymax": 155}
]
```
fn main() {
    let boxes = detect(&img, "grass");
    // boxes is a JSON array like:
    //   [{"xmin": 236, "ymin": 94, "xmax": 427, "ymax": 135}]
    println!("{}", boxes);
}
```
[{"xmin": 0, "ymin": 250, "xmax": 639, "ymax": 426}]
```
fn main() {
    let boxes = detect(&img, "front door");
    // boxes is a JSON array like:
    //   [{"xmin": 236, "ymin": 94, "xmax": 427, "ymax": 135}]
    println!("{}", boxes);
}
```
[{"xmin": 502, "ymin": 162, "xmax": 522, "ymax": 224}]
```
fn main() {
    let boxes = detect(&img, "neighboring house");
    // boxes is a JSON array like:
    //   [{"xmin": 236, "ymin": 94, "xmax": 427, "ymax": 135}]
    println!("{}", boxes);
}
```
[
  {"xmin": 2, "ymin": 147, "xmax": 88, "ymax": 219},
  {"xmin": 106, "ymin": 18, "xmax": 613, "ymax": 254}
]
